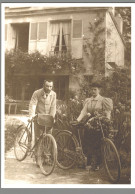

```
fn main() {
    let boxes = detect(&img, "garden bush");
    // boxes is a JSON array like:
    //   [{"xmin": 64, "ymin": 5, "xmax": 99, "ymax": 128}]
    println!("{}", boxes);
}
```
[
  {"xmin": 5, "ymin": 116, "xmax": 26, "ymax": 152},
  {"xmin": 55, "ymin": 67, "xmax": 131, "ymax": 167}
]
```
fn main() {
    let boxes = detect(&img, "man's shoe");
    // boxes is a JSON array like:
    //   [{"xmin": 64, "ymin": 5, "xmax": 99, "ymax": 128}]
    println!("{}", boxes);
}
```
[
  {"xmin": 89, "ymin": 165, "xmax": 100, "ymax": 171},
  {"xmin": 78, "ymin": 164, "xmax": 86, "ymax": 169},
  {"xmin": 86, "ymin": 165, "xmax": 92, "ymax": 170}
]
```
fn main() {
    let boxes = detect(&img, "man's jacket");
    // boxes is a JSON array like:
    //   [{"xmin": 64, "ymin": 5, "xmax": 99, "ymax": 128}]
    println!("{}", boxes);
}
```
[{"xmin": 29, "ymin": 88, "xmax": 56, "ymax": 118}]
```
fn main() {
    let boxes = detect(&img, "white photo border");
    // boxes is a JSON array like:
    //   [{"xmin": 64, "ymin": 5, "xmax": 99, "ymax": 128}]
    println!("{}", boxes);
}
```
[{"xmin": 1, "ymin": 2, "xmax": 135, "ymax": 189}]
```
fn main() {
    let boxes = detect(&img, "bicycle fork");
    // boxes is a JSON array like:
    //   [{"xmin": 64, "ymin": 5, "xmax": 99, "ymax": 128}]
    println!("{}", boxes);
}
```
[{"xmin": 75, "ymin": 129, "xmax": 87, "ymax": 166}]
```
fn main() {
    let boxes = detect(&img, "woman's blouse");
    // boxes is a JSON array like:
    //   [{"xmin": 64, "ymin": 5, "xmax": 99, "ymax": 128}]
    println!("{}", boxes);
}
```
[{"xmin": 77, "ymin": 95, "xmax": 113, "ymax": 122}]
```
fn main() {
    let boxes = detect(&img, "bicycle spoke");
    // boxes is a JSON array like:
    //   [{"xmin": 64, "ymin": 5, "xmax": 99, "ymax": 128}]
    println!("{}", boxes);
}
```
[
  {"xmin": 103, "ymin": 139, "xmax": 121, "ymax": 183},
  {"xmin": 18, "ymin": 142, "xmax": 28, "ymax": 152},
  {"xmin": 56, "ymin": 131, "xmax": 78, "ymax": 169},
  {"xmin": 14, "ymin": 127, "xmax": 30, "ymax": 161},
  {"xmin": 38, "ymin": 134, "xmax": 57, "ymax": 175}
]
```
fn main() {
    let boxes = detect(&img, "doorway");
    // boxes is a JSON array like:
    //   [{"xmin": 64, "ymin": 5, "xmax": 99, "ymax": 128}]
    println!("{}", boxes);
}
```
[{"xmin": 11, "ymin": 23, "xmax": 29, "ymax": 52}]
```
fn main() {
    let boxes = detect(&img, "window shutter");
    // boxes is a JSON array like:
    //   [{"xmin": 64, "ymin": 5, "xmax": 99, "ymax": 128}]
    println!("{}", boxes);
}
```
[
  {"xmin": 38, "ymin": 22, "xmax": 47, "ymax": 39},
  {"xmin": 5, "ymin": 24, "xmax": 7, "ymax": 41},
  {"xmin": 73, "ymin": 20, "xmax": 82, "ymax": 38},
  {"xmin": 30, "ymin": 23, "xmax": 37, "ymax": 40}
]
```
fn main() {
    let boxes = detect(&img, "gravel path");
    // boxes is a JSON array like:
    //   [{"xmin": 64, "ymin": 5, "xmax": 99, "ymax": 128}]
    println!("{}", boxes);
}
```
[
  {"xmin": 4, "ymin": 148, "xmax": 130, "ymax": 185},
  {"xmin": 4, "ymin": 115, "xmax": 131, "ymax": 186}
]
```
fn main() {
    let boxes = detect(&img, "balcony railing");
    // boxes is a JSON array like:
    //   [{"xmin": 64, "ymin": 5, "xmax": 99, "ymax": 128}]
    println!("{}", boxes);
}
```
[{"xmin": 49, "ymin": 49, "xmax": 71, "ymax": 58}]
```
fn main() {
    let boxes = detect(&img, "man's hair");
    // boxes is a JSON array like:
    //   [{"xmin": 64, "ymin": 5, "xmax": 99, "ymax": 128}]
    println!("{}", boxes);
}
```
[{"xmin": 44, "ymin": 79, "xmax": 53, "ymax": 84}]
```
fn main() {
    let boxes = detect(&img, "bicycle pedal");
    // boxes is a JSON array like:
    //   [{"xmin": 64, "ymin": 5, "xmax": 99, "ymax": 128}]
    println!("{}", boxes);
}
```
[
  {"xmin": 31, "ymin": 152, "xmax": 35, "ymax": 158},
  {"xmin": 27, "ymin": 152, "xmax": 31, "ymax": 156}
]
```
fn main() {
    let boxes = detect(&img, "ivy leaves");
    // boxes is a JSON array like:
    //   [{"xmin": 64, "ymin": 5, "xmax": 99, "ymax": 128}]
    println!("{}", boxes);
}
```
[{"xmin": 5, "ymin": 49, "xmax": 84, "ymax": 77}]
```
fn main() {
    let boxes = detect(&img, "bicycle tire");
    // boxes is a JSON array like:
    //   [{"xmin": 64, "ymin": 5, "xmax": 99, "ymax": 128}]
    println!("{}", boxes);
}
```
[
  {"xmin": 102, "ymin": 138, "xmax": 121, "ymax": 183},
  {"xmin": 14, "ymin": 126, "xmax": 31, "ymax": 161},
  {"xmin": 55, "ymin": 130, "xmax": 79, "ymax": 170},
  {"xmin": 37, "ymin": 134, "xmax": 57, "ymax": 176}
]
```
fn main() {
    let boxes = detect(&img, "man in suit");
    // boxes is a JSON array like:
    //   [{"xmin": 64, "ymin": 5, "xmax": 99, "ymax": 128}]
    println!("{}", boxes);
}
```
[
  {"xmin": 29, "ymin": 79, "xmax": 56, "ymax": 119},
  {"xmin": 29, "ymin": 79, "xmax": 56, "ymax": 161}
]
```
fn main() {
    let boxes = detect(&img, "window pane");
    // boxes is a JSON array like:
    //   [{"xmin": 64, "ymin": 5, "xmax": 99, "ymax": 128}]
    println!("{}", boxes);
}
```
[
  {"xmin": 73, "ymin": 20, "xmax": 82, "ymax": 38},
  {"xmin": 38, "ymin": 22, "xmax": 47, "ymax": 39},
  {"xmin": 30, "ymin": 23, "xmax": 37, "ymax": 40},
  {"xmin": 62, "ymin": 30, "xmax": 67, "ymax": 51},
  {"xmin": 54, "ymin": 33, "xmax": 60, "ymax": 52},
  {"xmin": 5, "ymin": 24, "xmax": 7, "ymax": 41}
]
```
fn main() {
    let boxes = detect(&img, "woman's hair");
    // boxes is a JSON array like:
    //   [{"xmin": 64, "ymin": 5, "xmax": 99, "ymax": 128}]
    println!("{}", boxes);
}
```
[{"xmin": 91, "ymin": 82, "xmax": 102, "ymax": 88}]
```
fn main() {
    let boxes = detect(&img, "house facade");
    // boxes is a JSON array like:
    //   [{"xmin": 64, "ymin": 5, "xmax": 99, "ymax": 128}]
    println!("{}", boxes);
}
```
[{"xmin": 5, "ymin": 6, "xmax": 125, "ymax": 101}]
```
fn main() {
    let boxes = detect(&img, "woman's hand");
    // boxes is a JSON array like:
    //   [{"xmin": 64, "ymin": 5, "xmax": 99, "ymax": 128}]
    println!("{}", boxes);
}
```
[{"xmin": 70, "ymin": 120, "xmax": 79, "ymax": 125}]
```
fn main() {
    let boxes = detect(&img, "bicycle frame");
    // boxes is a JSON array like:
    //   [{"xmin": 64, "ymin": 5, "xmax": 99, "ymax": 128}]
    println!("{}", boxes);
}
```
[
  {"xmin": 70, "ymin": 117, "xmax": 109, "ymax": 153},
  {"xmin": 56, "ymin": 116, "xmax": 121, "ymax": 182},
  {"xmin": 25, "ymin": 119, "xmax": 49, "ymax": 156},
  {"xmin": 95, "ymin": 118, "xmax": 105, "ymax": 139}
]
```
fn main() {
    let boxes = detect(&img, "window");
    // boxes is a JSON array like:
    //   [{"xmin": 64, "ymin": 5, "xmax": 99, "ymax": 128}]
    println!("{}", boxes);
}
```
[
  {"xmin": 30, "ymin": 22, "xmax": 47, "ymax": 40},
  {"xmin": 30, "ymin": 23, "xmax": 37, "ymax": 40},
  {"xmin": 50, "ymin": 21, "xmax": 71, "ymax": 57},
  {"xmin": 73, "ymin": 20, "xmax": 82, "ymax": 38},
  {"xmin": 5, "ymin": 24, "xmax": 7, "ymax": 41},
  {"xmin": 38, "ymin": 22, "xmax": 47, "ymax": 39},
  {"xmin": 11, "ymin": 23, "xmax": 29, "ymax": 52}
]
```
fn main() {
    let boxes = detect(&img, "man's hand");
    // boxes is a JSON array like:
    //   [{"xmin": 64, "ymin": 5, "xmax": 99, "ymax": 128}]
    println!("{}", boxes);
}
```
[
  {"xmin": 28, "ymin": 117, "xmax": 33, "ymax": 122},
  {"xmin": 87, "ymin": 113, "xmax": 91, "ymax": 117},
  {"xmin": 28, "ymin": 115, "xmax": 36, "ymax": 122}
]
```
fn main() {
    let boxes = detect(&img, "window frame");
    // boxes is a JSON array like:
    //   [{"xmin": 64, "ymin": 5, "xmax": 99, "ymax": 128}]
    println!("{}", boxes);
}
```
[
  {"xmin": 30, "ymin": 22, "xmax": 38, "ymax": 41},
  {"xmin": 72, "ymin": 19, "xmax": 83, "ymax": 39},
  {"xmin": 50, "ymin": 20, "xmax": 71, "ymax": 56},
  {"xmin": 30, "ymin": 22, "xmax": 48, "ymax": 42},
  {"xmin": 5, "ymin": 24, "xmax": 8, "ymax": 41}
]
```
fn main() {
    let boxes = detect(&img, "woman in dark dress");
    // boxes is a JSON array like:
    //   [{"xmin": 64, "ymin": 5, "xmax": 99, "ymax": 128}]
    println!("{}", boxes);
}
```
[{"xmin": 77, "ymin": 82, "xmax": 113, "ymax": 170}]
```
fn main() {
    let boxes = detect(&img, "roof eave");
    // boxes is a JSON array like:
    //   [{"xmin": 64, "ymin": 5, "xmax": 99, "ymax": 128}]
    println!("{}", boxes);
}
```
[{"xmin": 5, "ymin": 6, "xmax": 109, "ymax": 18}]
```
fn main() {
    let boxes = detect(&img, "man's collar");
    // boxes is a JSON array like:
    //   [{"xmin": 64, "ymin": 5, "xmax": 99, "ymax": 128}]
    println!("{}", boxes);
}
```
[
  {"xmin": 41, "ymin": 89, "xmax": 53, "ymax": 96},
  {"xmin": 46, "ymin": 90, "xmax": 53, "ymax": 96}
]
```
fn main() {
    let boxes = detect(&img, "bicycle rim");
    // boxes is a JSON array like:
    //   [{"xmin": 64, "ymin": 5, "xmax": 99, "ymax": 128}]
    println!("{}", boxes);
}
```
[
  {"xmin": 14, "ymin": 127, "xmax": 30, "ymax": 161},
  {"xmin": 102, "ymin": 138, "xmax": 121, "ymax": 183},
  {"xmin": 38, "ymin": 134, "xmax": 57, "ymax": 176},
  {"xmin": 55, "ymin": 130, "xmax": 78, "ymax": 169}
]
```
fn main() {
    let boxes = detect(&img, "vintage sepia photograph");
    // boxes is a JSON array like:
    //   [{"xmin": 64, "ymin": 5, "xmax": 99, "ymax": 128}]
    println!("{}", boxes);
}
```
[{"xmin": 2, "ymin": 3, "xmax": 131, "ymax": 187}]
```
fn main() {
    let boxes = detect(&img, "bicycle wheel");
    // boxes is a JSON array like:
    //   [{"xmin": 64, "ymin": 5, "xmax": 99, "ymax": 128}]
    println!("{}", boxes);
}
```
[
  {"xmin": 55, "ymin": 130, "xmax": 79, "ymax": 169},
  {"xmin": 102, "ymin": 138, "xmax": 121, "ymax": 183},
  {"xmin": 37, "ymin": 134, "xmax": 57, "ymax": 176},
  {"xmin": 14, "ymin": 126, "xmax": 31, "ymax": 161}
]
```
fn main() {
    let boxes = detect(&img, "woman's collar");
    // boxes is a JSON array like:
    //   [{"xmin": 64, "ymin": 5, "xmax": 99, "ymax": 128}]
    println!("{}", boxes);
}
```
[{"xmin": 91, "ymin": 94, "xmax": 101, "ymax": 100}]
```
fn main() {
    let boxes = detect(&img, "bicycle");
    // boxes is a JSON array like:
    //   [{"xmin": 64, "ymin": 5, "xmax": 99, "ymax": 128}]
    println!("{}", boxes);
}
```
[
  {"xmin": 55, "ymin": 116, "xmax": 121, "ymax": 183},
  {"xmin": 14, "ymin": 114, "xmax": 57, "ymax": 176}
]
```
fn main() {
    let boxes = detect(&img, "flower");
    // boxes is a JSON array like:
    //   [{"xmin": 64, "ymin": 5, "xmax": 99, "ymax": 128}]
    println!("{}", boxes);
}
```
[{"xmin": 72, "ymin": 67, "xmax": 75, "ymax": 70}]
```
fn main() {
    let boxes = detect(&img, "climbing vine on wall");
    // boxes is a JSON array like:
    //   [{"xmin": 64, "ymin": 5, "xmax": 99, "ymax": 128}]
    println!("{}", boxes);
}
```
[
  {"xmin": 83, "ymin": 16, "xmax": 105, "ymax": 74},
  {"xmin": 5, "ymin": 49, "xmax": 84, "ymax": 82}
]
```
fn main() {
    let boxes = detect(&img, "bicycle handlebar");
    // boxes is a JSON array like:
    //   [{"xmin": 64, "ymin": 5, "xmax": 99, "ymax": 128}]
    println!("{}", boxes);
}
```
[
  {"xmin": 71, "ymin": 115, "xmax": 103, "ymax": 126},
  {"xmin": 27, "ymin": 114, "xmax": 37, "ymax": 123}
]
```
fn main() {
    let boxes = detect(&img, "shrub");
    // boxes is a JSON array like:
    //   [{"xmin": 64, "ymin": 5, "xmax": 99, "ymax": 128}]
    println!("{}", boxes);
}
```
[
  {"xmin": 5, "ymin": 116, "xmax": 26, "ymax": 152},
  {"xmin": 55, "ymin": 67, "xmax": 131, "ymax": 154}
]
